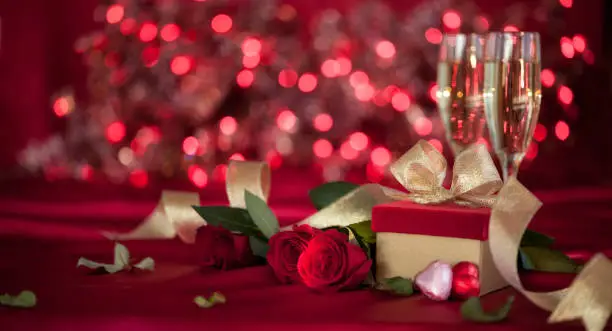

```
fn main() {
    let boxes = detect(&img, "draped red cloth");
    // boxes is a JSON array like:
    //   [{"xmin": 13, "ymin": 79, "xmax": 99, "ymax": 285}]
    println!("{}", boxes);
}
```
[{"xmin": 1, "ymin": 169, "xmax": 612, "ymax": 330}]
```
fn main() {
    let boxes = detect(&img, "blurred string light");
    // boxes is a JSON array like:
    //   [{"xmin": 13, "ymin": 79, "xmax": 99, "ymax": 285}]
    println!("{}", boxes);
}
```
[{"xmin": 25, "ymin": 0, "xmax": 590, "ymax": 184}]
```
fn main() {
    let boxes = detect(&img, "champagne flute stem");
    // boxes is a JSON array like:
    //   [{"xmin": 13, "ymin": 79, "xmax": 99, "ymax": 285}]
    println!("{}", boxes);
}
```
[{"xmin": 498, "ymin": 153, "xmax": 523, "ymax": 182}]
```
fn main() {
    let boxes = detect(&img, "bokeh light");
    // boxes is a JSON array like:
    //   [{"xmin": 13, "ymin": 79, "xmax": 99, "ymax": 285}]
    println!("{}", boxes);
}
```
[
  {"xmin": 429, "ymin": 84, "xmax": 438, "ymax": 101},
  {"xmin": 354, "ymin": 84, "xmax": 375, "ymax": 102},
  {"xmin": 442, "ymin": 11, "xmax": 461, "ymax": 29},
  {"xmin": 560, "ymin": 37, "xmax": 575, "ymax": 59},
  {"xmin": 414, "ymin": 117, "xmax": 433, "ymax": 136},
  {"xmin": 211, "ymin": 14, "xmax": 232, "ymax": 33},
  {"xmin": 534, "ymin": 123, "xmax": 548, "ymax": 142},
  {"xmin": 425, "ymin": 28, "xmax": 443, "ymax": 44},
  {"xmin": 230, "ymin": 153, "xmax": 245, "ymax": 161},
  {"xmin": 371, "ymin": 147, "xmax": 391, "ymax": 167},
  {"xmin": 276, "ymin": 109, "xmax": 297, "ymax": 132},
  {"xmin": 236, "ymin": 69, "xmax": 254, "ymax": 88},
  {"xmin": 219, "ymin": 116, "xmax": 237, "ymax": 135},
  {"xmin": 340, "ymin": 142, "xmax": 359, "ymax": 160},
  {"xmin": 298, "ymin": 73, "xmax": 318, "ymax": 92},
  {"xmin": 170, "ymin": 56, "xmax": 192, "ymax": 75},
  {"xmin": 541, "ymin": 69, "xmax": 555, "ymax": 87},
  {"xmin": 189, "ymin": 166, "xmax": 208, "ymax": 188},
  {"xmin": 321, "ymin": 59, "xmax": 340, "ymax": 78},
  {"xmin": 375, "ymin": 40, "xmax": 396, "ymax": 59},
  {"xmin": 503, "ymin": 25, "xmax": 519, "ymax": 32},
  {"xmin": 558, "ymin": 85, "xmax": 573, "ymax": 105},
  {"xmin": 349, "ymin": 132, "xmax": 369, "ymax": 151},
  {"xmin": 525, "ymin": 142, "xmax": 538, "ymax": 160},
  {"xmin": 391, "ymin": 92, "xmax": 411, "ymax": 112},
  {"xmin": 313, "ymin": 139, "xmax": 333, "ymax": 158},
  {"xmin": 278, "ymin": 69, "xmax": 298, "ymax": 88},
  {"xmin": 313, "ymin": 114, "xmax": 333, "ymax": 132},
  {"xmin": 106, "ymin": 121, "xmax": 126, "ymax": 143},
  {"xmin": 474, "ymin": 16, "xmax": 489, "ymax": 31},
  {"xmin": 555, "ymin": 121, "xmax": 570, "ymax": 141},
  {"xmin": 242, "ymin": 55, "xmax": 260, "ymax": 68},
  {"xmin": 53, "ymin": 97, "xmax": 72, "ymax": 117},
  {"xmin": 106, "ymin": 4, "xmax": 124, "ymax": 24},
  {"xmin": 129, "ymin": 170, "xmax": 148, "ymax": 188},
  {"xmin": 337, "ymin": 57, "xmax": 352, "ymax": 76},
  {"xmin": 120, "ymin": 18, "xmax": 137, "ymax": 35},
  {"xmin": 349, "ymin": 71, "xmax": 369, "ymax": 88},
  {"xmin": 559, "ymin": 0, "xmax": 573, "ymax": 8},
  {"xmin": 139, "ymin": 22, "xmax": 158, "ymax": 42},
  {"xmin": 572, "ymin": 35, "xmax": 586, "ymax": 53},
  {"xmin": 160, "ymin": 23, "xmax": 181, "ymax": 42},
  {"xmin": 182, "ymin": 136, "xmax": 199, "ymax": 155},
  {"xmin": 241, "ymin": 37, "xmax": 262, "ymax": 56}
]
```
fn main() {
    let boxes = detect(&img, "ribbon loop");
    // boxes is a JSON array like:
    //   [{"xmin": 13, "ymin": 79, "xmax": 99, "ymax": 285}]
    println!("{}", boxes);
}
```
[{"xmin": 226, "ymin": 161, "xmax": 270, "ymax": 208}]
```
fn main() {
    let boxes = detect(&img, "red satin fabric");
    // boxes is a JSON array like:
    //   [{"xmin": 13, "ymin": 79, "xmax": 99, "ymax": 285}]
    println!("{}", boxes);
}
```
[
  {"xmin": 372, "ymin": 201, "xmax": 490, "ymax": 240},
  {"xmin": 1, "ymin": 170, "xmax": 612, "ymax": 330}
]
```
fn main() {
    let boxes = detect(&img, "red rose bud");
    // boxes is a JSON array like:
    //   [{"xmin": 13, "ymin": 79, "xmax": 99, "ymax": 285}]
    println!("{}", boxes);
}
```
[
  {"xmin": 196, "ymin": 225, "xmax": 255, "ymax": 270},
  {"xmin": 451, "ymin": 261, "xmax": 481, "ymax": 300},
  {"xmin": 267, "ymin": 225, "xmax": 322, "ymax": 284},
  {"xmin": 297, "ymin": 229, "xmax": 372, "ymax": 291},
  {"xmin": 414, "ymin": 260, "xmax": 453, "ymax": 301}
]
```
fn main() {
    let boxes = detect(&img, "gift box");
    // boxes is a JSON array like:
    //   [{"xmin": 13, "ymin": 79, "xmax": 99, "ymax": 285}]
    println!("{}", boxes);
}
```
[{"xmin": 372, "ymin": 200, "xmax": 507, "ymax": 295}]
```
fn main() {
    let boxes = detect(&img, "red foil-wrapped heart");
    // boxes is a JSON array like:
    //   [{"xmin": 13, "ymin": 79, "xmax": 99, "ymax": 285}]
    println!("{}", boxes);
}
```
[{"xmin": 451, "ymin": 261, "xmax": 480, "ymax": 300}]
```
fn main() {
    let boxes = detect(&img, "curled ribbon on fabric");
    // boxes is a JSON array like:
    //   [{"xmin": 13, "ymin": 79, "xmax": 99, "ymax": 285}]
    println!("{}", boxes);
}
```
[
  {"xmin": 105, "ymin": 161, "xmax": 270, "ymax": 243},
  {"xmin": 490, "ymin": 178, "xmax": 612, "ymax": 330}
]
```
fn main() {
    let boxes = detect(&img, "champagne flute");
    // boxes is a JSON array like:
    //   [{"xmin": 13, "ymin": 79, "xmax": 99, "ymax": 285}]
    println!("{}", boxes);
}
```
[
  {"xmin": 483, "ymin": 32, "xmax": 541, "ymax": 181},
  {"xmin": 437, "ymin": 34, "xmax": 487, "ymax": 156}
]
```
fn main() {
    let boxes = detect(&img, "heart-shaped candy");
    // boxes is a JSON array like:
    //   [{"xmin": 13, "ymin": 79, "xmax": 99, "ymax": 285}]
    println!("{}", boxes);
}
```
[
  {"xmin": 414, "ymin": 260, "xmax": 453, "ymax": 301},
  {"xmin": 451, "ymin": 261, "xmax": 481, "ymax": 300}
]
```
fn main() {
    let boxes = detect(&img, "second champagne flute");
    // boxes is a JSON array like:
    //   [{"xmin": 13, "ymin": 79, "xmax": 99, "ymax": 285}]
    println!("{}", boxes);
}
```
[
  {"xmin": 483, "ymin": 32, "xmax": 542, "ymax": 181},
  {"xmin": 437, "ymin": 34, "xmax": 487, "ymax": 156}
]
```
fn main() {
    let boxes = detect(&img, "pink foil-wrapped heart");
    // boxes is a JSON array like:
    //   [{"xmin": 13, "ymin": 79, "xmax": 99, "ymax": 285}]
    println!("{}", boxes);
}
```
[{"xmin": 414, "ymin": 260, "xmax": 453, "ymax": 301}]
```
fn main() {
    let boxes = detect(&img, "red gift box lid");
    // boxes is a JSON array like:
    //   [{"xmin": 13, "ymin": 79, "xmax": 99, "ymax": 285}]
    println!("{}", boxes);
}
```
[{"xmin": 371, "ymin": 200, "xmax": 490, "ymax": 241}]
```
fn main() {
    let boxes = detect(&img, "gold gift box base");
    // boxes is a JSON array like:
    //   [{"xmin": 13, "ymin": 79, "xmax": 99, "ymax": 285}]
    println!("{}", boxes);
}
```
[{"xmin": 376, "ymin": 232, "xmax": 508, "ymax": 295}]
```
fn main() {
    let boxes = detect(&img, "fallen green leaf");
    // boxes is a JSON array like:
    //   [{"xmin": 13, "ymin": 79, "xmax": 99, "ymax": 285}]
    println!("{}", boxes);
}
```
[
  {"xmin": 193, "ymin": 296, "xmax": 213, "ymax": 308},
  {"xmin": 194, "ymin": 292, "xmax": 226, "ymax": 308},
  {"xmin": 309, "ymin": 181, "xmax": 359, "ymax": 210},
  {"xmin": 380, "ymin": 277, "xmax": 414, "ymax": 296},
  {"xmin": 244, "ymin": 190, "xmax": 279, "ymax": 238},
  {"xmin": 520, "ymin": 246, "xmax": 579, "ymax": 273},
  {"xmin": 0, "ymin": 290, "xmax": 37, "ymax": 308},
  {"xmin": 461, "ymin": 296, "xmax": 514, "ymax": 323},
  {"xmin": 347, "ymin": 221, "xmax": 376, "ymax": 244},
  {"xmin": 192, "ymin": 206, "xmax": 262, "ymax": 238},
  {"xmin": 520, "ymin": 229, "xmax": 555, "ymax": 247},
  {"xmin": 249, "ymin": 236, "xmax": 270, "ymax": 258}
]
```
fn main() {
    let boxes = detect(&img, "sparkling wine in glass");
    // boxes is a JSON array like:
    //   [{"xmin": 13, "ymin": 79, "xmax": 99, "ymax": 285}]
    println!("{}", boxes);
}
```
[
  {"xmin": 483, "ymin": 32, "xmax": 541, "ymax": 181},
  {"xmin": 437, "ymin": 34, "xmax": 487, "ymax": 156}
]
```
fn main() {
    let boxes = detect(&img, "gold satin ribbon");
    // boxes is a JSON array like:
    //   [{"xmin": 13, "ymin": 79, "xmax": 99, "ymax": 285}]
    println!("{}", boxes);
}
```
[
  {"xmin": 106, "ymin": 161, "xmax": 271, "ymax": 243},
  {"xmin": 490, "ymin": 178, "xmax": 612, "ymax": 330}
]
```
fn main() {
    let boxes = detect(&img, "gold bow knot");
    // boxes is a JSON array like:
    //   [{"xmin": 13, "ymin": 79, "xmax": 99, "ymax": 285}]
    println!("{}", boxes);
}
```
[{"xmin": 391, "ymin": 140, "xmax": 502, "ymax": 208}]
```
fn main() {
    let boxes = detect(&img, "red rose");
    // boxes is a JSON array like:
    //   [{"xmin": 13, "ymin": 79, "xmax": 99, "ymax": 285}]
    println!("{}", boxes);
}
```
[
  {"xmin": 267, "ymin": 224, "xmax": 322, "ymax": 284},
  {"xmin": 297, "ymin": 229, "xmax": 372, "ymax": 291},
  {"xmin": 196, "ymin": 225, "xmax": 254, "ymax": 270}
]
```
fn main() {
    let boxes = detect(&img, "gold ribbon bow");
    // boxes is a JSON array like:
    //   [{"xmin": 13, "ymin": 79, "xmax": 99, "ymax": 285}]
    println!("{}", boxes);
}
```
[
  {"xmin": 490, "ymin": 178, "xmax": 612, "ymax": 330},
  {"xmin": 106, "ymin": 161, "xmax": 270, "ymax": 243}
]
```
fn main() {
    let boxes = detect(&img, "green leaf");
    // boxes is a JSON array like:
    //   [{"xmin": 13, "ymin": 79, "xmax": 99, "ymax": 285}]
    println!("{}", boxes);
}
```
[
  {"xmin": 380, "ymin": 277, "xmax": 414, "ymax": 296},
  {"xmin": 192, "ymin": 206, "xmax": 261, "ymax": 237},
  {"xmin": 519, "ymin": 246, "xmax": 579, "ymax": 273},
  {"xmin": 518, "ymin": 249, "xmax": 535, "ymax": 270},
  {"xmin": 520, "ymin": 230, "xmax": 555, "ymax": 247},
  {"xmin": 0, "ymin": 291, "xmax": 37, "ymax": 308},
  {"xmin": 461, "ymin": 296, "xmax": 514, "ymax": 323},
  {"xmin": 194, "ymin": 292, "xmax": 226, "ymax": 309},
  {"xmin": 309, "ymin": 181, "xmax": 359, "ymax": 210},
  {"xmin": 244, "ymin": 190, "xmax": 279, "ymax": 238},
  {"xmin": 344, "ymin": 226, "xmax": 372, "ymax": 259},
  {"xmin": 249, "ymin": 236, "xmax": 270, "ymax": 258},
  {"xmin": 348, "ymin": 221, "xmax": 376, "ymax": 244}
]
